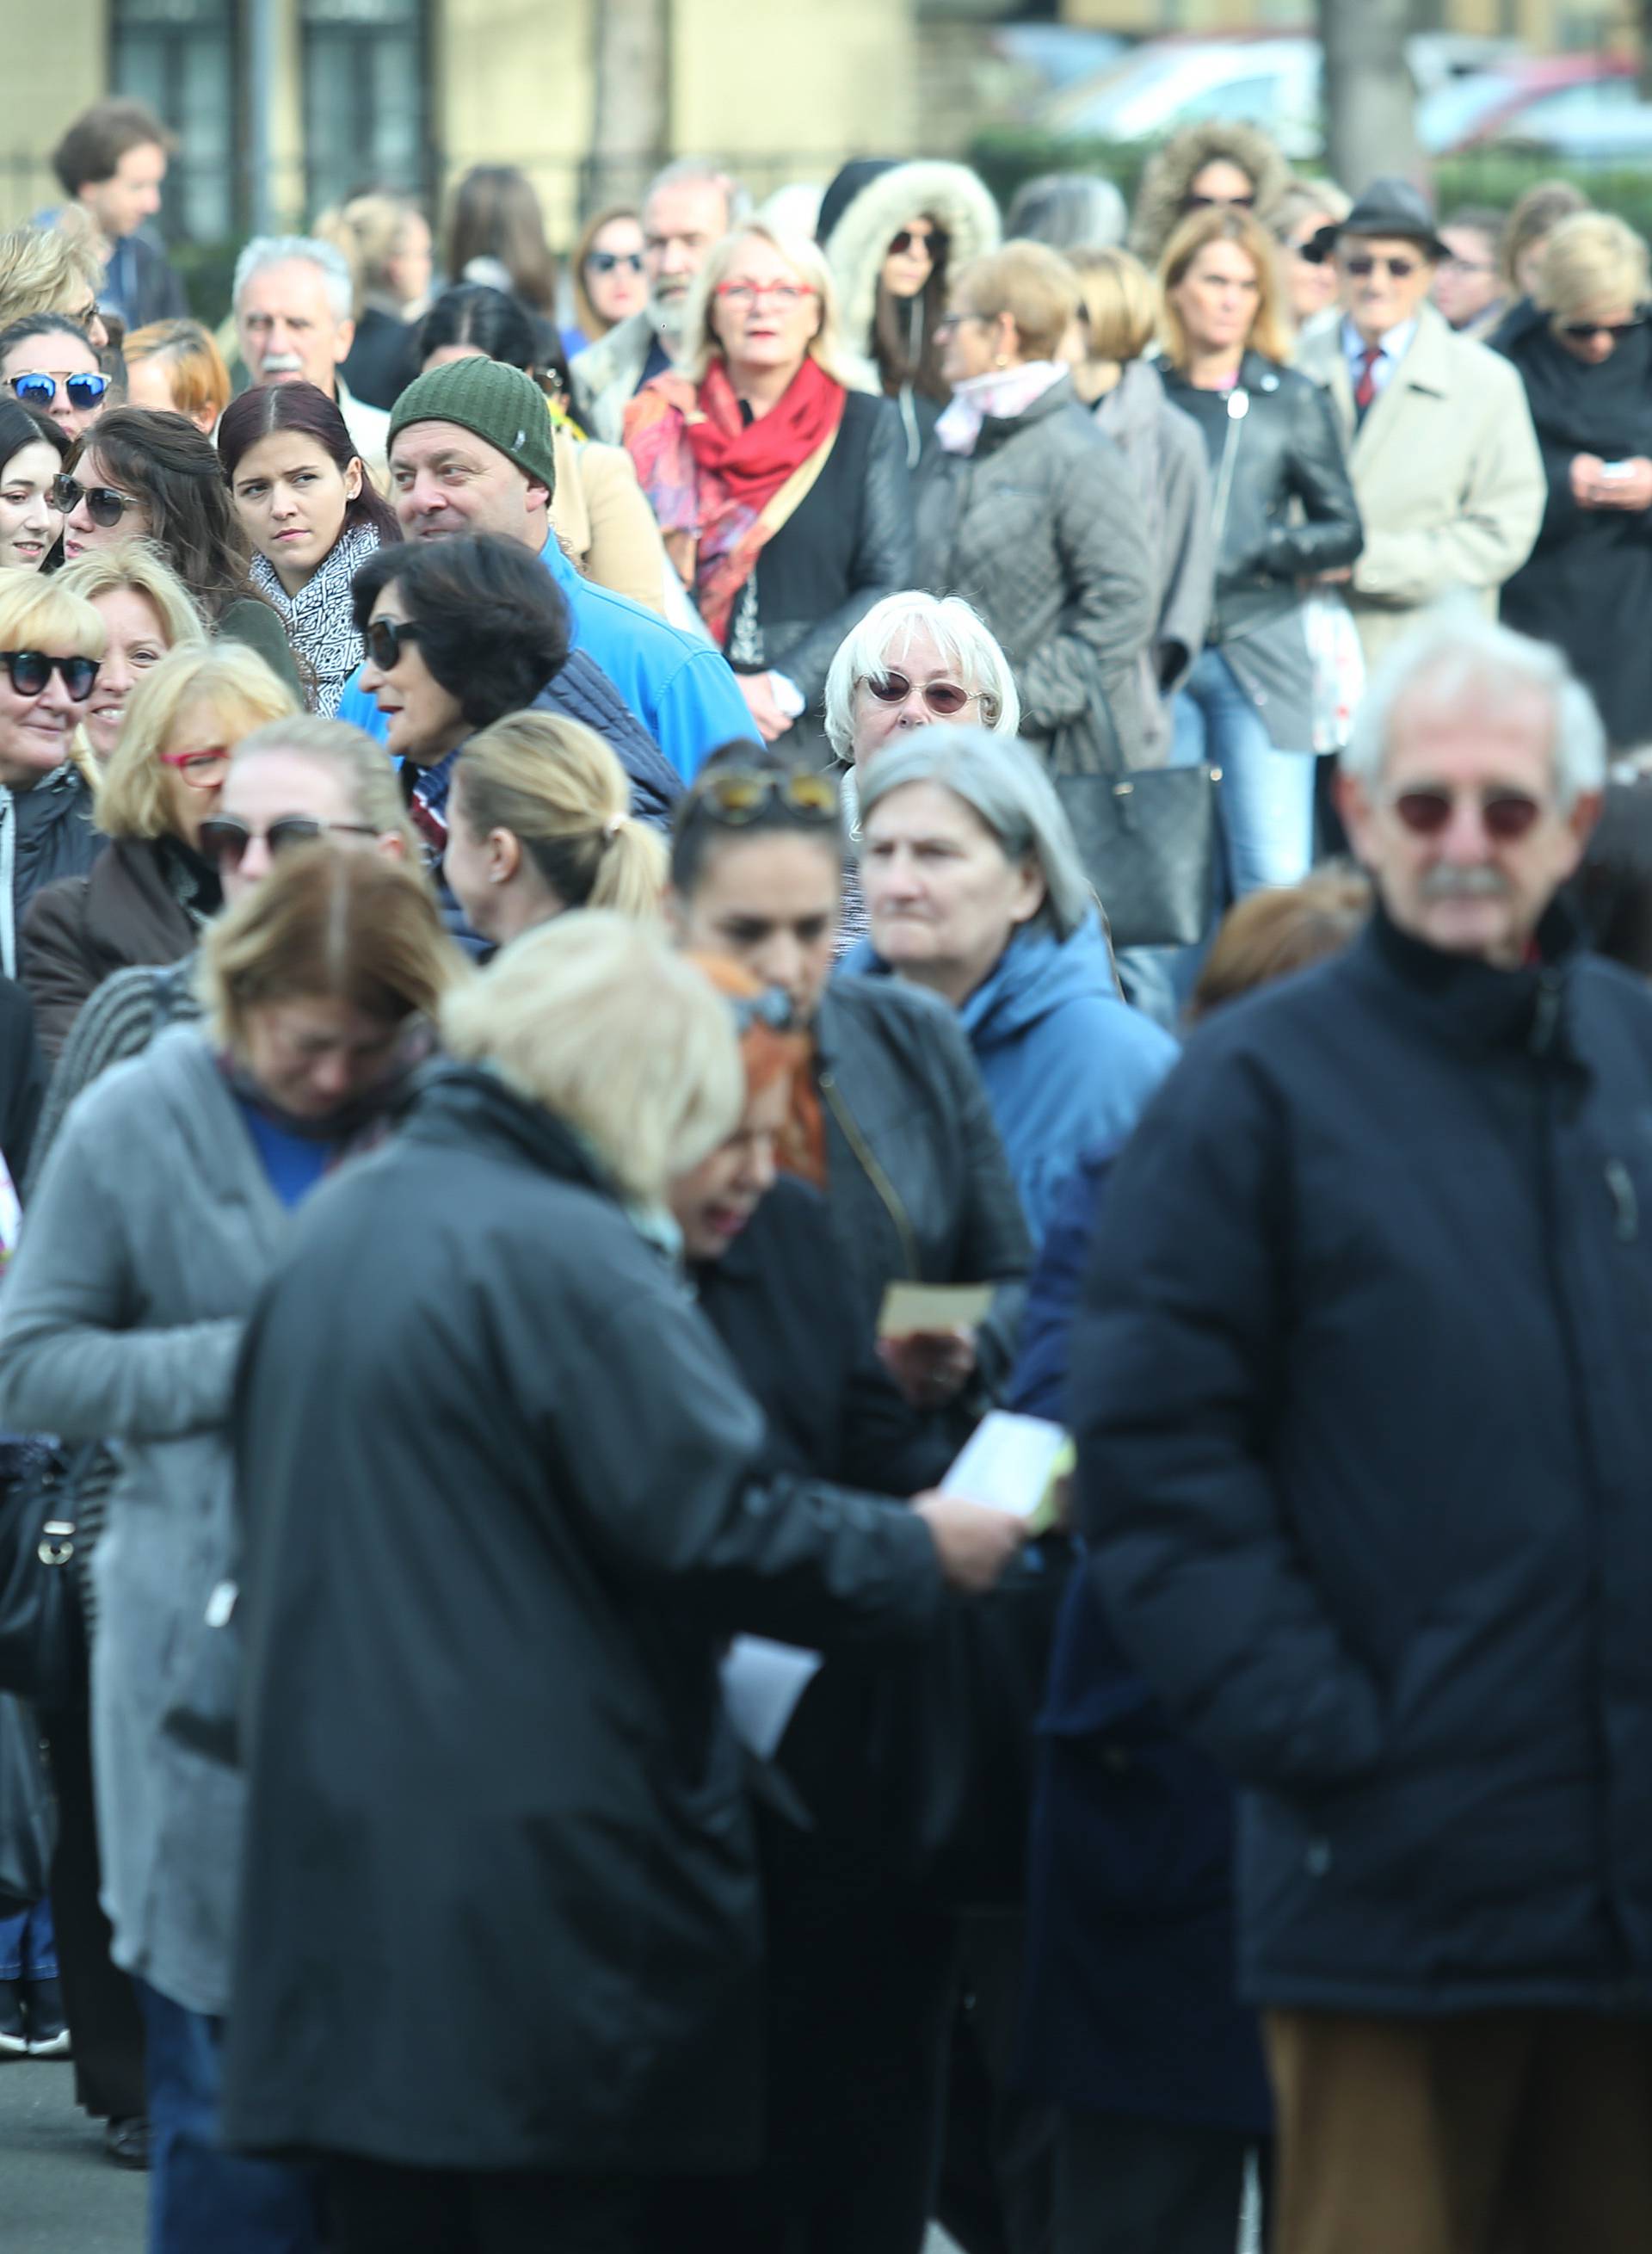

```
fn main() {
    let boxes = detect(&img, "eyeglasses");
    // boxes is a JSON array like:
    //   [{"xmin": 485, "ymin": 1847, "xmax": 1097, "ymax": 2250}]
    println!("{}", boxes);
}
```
[
  {"xmin": 587, "ymin": 250, "xmax": 644, "ymax": 276},
  {"xmin": 197, "ymin": 814, "xmax": 379, "ymax": 868},
  {"xmin": 687, "ymin": 769, "xmax": 839, "ymax": 825},
  {"xmin": 0, "ymin": 649, "xmax": 98, "ymax": 701},
  {"xmin": 1389, "ymin": 786, "xmax": 1545, "ymax": 843},
  {"xmin": 864, "ymin": 670, "xmax": 973, "ymax": 717},
  {"xmin": 933, "ymin": 312, "xmax": 989, "ymax": 339},
  {"xmin": 52, "ymin": 475, "xmax": 136, "ymax": 527},
  {"xmin": 888, "ymin": 228, "xmax": 944, "ymax": 258},
  {"xmin": 364, "ymin": 617, "xmax": 422, "ymax": 671},
  {"xmin": 1345, "ymin": 254, "xmax": 1421, "ymax": 280},
  {"xmin": 10, "ymin": 370, "xmax": 110, "ymax": 414},
  {"xmin": 730, "ymin": 985, "xmax": 802, "ymax": 1037},
  {"xmin": 158, "ymin": 746, "xmax": 231, "ymax": 790},
  {"xmin": 712, "ymin": 281, "xmax": 817, "ymax": 308},
  {"xmin": 1182, "ymin": 192, "xmax": 1255, "ymax": 213},
  {"xmin": 1561, "ymin": 317, "xmax": 1645, "ymax": 343}
]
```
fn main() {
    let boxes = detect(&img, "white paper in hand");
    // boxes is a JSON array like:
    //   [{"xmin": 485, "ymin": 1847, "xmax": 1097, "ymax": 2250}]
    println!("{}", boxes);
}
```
[
  {"xmin": 720, "ymin": 1637, "xmax": 823, "ymax": 1762},
  {"xmin": 941, "ymin": 1411, "xmax": 1069, "ymax": 1522}
]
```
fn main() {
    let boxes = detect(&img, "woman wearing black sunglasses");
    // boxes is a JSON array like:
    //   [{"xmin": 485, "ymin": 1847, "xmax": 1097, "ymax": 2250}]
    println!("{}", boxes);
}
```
[
  {"xmin": 58, "ymin": 407, "xmax": 302, "ymax": 699},
  {"xmin": 0, "ymin": 313, "xmax": 109, "ymax": 446},
  {"xmin": 1493, "ymin": 211, "xmax": 1652, "ymax": 750},
  {"xmin": 1128, "ymin": 120, "xmax": 1293, "ymax": 270},
  {"xmin": 0, "ymin": 570, "xmax": 106, "ymax": 981}
]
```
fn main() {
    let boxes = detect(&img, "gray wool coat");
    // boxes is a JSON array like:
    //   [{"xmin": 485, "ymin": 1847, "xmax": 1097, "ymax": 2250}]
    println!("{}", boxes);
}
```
[{"xmin": 0, "ymin": 1024, "xmax": 292, "ymax": 2018}]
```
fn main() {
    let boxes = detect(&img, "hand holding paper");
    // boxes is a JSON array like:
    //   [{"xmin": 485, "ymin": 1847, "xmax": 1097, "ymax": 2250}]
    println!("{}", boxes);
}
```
[{"xmin": 940, "ymin": 1412, "xmax": 1074, "ymax": 1539}]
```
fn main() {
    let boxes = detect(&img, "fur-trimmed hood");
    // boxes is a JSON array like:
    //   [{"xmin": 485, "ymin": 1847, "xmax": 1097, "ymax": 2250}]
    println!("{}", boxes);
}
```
[
  {"xmin": 822, "ymin": 158, "xmax": 1002, "ymax": 361},
  {"xmin": 1129, "ymin": 122, "xmax": 1295, "ymax": 267}
]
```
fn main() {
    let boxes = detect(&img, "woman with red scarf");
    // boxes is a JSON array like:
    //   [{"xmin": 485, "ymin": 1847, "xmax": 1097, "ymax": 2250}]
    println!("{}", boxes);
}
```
[{"xmin": 626, "ymin": 223, "xmax": 913, "ymax": 760}]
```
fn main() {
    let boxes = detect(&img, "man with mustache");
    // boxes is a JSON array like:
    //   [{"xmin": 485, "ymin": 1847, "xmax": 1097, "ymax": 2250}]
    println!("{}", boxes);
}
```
[
  {"xmin": 232, "ymin": 236, "xmax": 391, "ymax": 479},
  {"xmin": 1069, "ymin": 609, "xmax": 1652, "ymax": 2251},
  {"xmin": 570, "ymin": 158, "xmax": 749, "ymax": 446}
]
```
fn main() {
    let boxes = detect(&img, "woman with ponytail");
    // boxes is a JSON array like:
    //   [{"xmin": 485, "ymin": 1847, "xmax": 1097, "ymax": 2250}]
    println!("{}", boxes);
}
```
[{"xmin": 441, "ymin": 710, "xmax": 666, "ymax": 946}]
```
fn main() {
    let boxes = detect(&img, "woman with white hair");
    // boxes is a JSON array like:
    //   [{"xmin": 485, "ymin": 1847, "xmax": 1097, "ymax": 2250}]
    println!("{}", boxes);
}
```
[
  {"xmin": 212, "ymin": 910, "xmax": 1022, "ymax": 2247},
  {"xmin": 625, "ymin": 222, "xmax": 913, "ymax": 759},
  {"xmin": 1493, "ymin": 210, "xmax": 1652, "ymax": 749},
  {"xmin": 849, "ymin": 724, "xmax": 1177, "ymax": 1242}
]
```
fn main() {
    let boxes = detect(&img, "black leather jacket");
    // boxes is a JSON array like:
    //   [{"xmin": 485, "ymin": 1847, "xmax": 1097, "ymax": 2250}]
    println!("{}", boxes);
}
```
[{"xmin": 1159, "ymin": 352, "xmax": 1362, "ymax": 645}]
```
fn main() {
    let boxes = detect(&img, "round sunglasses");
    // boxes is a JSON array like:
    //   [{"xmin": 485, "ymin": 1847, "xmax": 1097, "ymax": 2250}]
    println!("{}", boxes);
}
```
[
  {"xmin": 1345, "ymin": 254, "xmax": 1421, "ymax": 280},
  {"xmin": 10, "ymin": 370, "xmax": 110, "ymax": 414},
  {"xmin": 364, "ymin": 617, "xmax": 422, "ymax": 672},
  {"xmin": 587, "ymin": 249, "xmax": 644, "ymax": 275},
  {"xmin": 1389, "ymin": 786, "xmax": 1544, "ymax": 843},
  {"xmin": 52, "ymin": 474, "xmax": 137, "ymax": 528},
  {"xmin": 864, "ymin": 670, "xmax": 972, "ymax": 717},
  {"xmin": 888, "ymin": 228, "xmax": 945, "ymax": 258},
  {"xmin": 0, "ymin": 649, "xmax": 99, "ymax": 701},
  {"xmin": 198, "ymin": 814, "xmax": 379, "ymax": 868}
]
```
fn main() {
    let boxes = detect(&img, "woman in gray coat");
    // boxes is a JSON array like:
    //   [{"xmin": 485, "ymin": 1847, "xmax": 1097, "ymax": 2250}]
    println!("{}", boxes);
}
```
[{"xmin": 0, "ymin": 849, "xmax": 461, "ymax": 2254}]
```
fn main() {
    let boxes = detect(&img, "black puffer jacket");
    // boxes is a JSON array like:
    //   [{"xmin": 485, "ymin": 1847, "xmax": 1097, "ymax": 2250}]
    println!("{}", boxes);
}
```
[
  {"xmin": 0, "ymin": 768, "xmax": 100, "ymax": 985},
  {"xmin": 533, "ymin": 660, "xmax": 681, "ymax": 829},
  {"xmin": 222, "ymin": 1065, "xmax": 944, "ymax": 2170},
  {"xmin": 1160, "ymin": 350, "xmax": 1362, "ymax": 751}
]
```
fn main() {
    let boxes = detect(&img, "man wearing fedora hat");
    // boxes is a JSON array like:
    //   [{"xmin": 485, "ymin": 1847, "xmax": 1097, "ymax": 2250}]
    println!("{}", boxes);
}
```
[{"xmin": 1296, "ymin": 176, "xmax": 1543, "ymax": 670}]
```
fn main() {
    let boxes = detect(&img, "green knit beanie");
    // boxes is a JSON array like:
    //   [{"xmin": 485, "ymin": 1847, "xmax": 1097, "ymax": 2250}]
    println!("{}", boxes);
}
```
[{"xmin": 387, "ymin": 358, "xmax": 558, "ymax": 496}]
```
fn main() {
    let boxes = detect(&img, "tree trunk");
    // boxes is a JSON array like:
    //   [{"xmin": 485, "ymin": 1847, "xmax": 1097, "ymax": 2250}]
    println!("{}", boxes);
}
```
[
  {"xmin": 1318, "ymin": 0, "xmax": 1423, "ymax": 196},
  {"xmin": 588, "ymin": 0, "xmax": 670, "ymax": 217},
  {"xmin": 1640, "ymin": 2, "xmax": 1652, "ymax": 102}
]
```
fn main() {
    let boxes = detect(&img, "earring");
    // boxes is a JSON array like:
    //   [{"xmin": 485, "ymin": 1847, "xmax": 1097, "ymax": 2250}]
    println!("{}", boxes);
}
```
[{"xmin": 994, "ymin": 355, "xmax": 1009, "ymax": 369}]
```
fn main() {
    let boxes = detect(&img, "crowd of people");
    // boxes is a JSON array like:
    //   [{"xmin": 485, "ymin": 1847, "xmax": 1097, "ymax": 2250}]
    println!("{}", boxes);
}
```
[{"xmin": 0, "ymin": 87, "xmax": 1649, "ymax": 2254}]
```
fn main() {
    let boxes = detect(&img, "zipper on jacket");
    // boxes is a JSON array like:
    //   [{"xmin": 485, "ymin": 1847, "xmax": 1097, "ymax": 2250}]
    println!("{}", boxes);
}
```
[
  {"xmin": 1530, "ymin": 971, "xmax": 1563, "ymax": 1057},
  {"xmin": 1605, "ymin": 1158, "xmax": 1639, "ymax": 1244},
  {"xmin": 817, "ymin": 1067, "xmax": 922, "ymax": 1279}
]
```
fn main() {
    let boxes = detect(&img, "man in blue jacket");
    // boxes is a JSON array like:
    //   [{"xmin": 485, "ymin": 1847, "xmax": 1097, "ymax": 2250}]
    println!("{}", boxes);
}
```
[
  {"xmin": 336, "ymin": 357, "xmax": 749, "ymax": 781},
  {"xmin": 1073, "ymin": 609, "xmax": 1652, "ymax": 2251}
]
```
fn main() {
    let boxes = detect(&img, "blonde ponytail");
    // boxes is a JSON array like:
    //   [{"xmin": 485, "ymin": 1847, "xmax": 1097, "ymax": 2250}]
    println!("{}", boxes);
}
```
[{"xmin": 453, "ymin": 713, "xmax": 667, "ymax": 920}]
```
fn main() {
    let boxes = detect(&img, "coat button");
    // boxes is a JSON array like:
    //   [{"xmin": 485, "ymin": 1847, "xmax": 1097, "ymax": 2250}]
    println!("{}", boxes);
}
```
[{"xmin": 1305, "ymin": 1838, "xmax": 1332, "ymax": 1877}]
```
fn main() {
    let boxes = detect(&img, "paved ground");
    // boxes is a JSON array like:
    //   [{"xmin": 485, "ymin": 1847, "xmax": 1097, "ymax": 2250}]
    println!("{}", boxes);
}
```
[{"xmin": 0, "ymin": 2058, "xmax": 144, "ymax": 2252}]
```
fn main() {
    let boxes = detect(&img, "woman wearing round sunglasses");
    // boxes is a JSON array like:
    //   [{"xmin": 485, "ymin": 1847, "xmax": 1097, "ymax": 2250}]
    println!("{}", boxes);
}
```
[
  {"xmin": 1128, "ymin": 120, "xmax": 1293, "ymax": 269},
  {"xmin": 0, "ymin": 399, "xmax": 66, "ymax": 573},
  {"xmin": 565, "ymin": 206, "xmax": 648, "ymax": 355},
  {"xmin": 20, "ymin": 641, "xmax": 297, "ymax": 1057},
  {"xmin": 1495, "ymin": 212, "xmax": 1652, "ymax": 751},
  {"xmin": 0, "ymin": 312, "xmax": 109, "ymax": 444},
  {"xmin": 0, "ymin": 570, "xmax": 106, "ymax": 980},
  {"xmin": 626, "ymin": 223, "xmax": 913, "ymax": 758},
  {"xmin": 58, "ymin": 407, "xmax": 302, "ymax": 700}
]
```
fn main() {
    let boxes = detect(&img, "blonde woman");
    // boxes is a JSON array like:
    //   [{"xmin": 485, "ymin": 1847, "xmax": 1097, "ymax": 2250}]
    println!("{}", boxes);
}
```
[
  {"xmin": 0, "ymin": 566, "xmax": 106, "ymax": 977},
  {"xmin": 442, "ymin": 712, "xmax": 666, "ymax": 946},
  {"xmin": 21, "ymin": 640, "xmax": 296, "ymax": 1055},
  {"xmin": 122, "ymin": 319, "xmax": 233, "ymax": 433},
  {"xmin": 625, "ymin": 222, "xmax": 914, "ymax": 757},
  {"xmin": 0, "ymin": 221, "xmax": 107, "ymax": 348},
  {"xmin": 1495, "ymin": 210, "xmax": 1652, "ymax": 749},
  {"xmin": 56, "ymin": 542, "xmax": 207, "ymax": 766}
]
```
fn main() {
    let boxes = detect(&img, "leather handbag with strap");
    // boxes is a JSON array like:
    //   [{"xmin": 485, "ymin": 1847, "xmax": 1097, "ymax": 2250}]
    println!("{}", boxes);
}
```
[{"xmin": 0, "ymin": 1438, "xmax": 92, "ymax": 1712}]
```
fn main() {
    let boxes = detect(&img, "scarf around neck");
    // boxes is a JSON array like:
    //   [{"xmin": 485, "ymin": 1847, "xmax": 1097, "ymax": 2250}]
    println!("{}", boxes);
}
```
[
  {"xmin": 934, "ymin": 359, "xmax": 1068, "ymax": 455},
  {"xmin": 250, "ymin": 521, "xmax": 382, "ymax": 718}
]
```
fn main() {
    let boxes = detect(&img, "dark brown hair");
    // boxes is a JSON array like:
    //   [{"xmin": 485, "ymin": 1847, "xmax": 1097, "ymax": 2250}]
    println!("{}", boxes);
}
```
[
  {"xmin": 52, "ymin": 100, "xmax": 173, "ymax": 197},
  {"xmin": 1187, "ymin": 869, "xmax": 1372, "ymax": 1023},
  {"xmin": 443, "ymin": 167, "xmax": 557, "ymax": 317},
  {"xmin": 873, "ymin": 217, "xmax": 952, "ymax": 404},
  {"xmin": 217, "ymin": 380, "xmax": 400, "ymax": 547},
  {"xmin": 67, "ymin": 406, "xmax": 262, "ymax": 627}
]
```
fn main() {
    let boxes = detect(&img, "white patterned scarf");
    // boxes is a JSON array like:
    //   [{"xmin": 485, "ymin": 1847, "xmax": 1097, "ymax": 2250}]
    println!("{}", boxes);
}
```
[{"xmin": 250, "ymin": 522, "xmax": 384, "ymax": 718}]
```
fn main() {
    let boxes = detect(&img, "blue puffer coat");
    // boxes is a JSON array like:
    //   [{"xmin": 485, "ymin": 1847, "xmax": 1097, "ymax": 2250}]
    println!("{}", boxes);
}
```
[
  {"xmin": 1074, "ymin": 905, "xmax": 1652, "ymax": 2015},
  {"xmin": 842, "ymin": 916, "xmax": 1176, "ymax": 1244}
]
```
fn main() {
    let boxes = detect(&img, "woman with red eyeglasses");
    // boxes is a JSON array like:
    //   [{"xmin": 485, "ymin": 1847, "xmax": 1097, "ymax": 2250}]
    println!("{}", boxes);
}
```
[
  {"xmin": 20, "ymin": 640, "xmax": 296, "ymax": 1057},
  {"xmin": 625, "ymin": 223, "xmax": 913, "ymax": 761},
  {"xmin": 0, "ymin": 569, "xmax": 106, "ymax": 983}
]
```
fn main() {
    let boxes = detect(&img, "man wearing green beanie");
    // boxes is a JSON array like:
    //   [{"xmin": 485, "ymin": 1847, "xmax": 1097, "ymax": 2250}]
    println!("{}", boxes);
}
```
[{"xmin": 336, "ymin": 356, "xmax": 750, "ymax": 781}]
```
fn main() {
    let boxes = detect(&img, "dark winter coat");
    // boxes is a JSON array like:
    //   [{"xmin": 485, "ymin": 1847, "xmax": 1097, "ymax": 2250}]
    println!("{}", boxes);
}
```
[
  {"xmin": 219, "ymin": 1065, "xmax": 945, "ymax": 2169},
  {"xmin": 915, "ymin": 375, "xmax": 1156, "ymax": 771},
  {"xmin": 1493, "ymin": 300, "xmax": 1652, "ymax": 749},
  {"xmin": 1074, "ymin": 904, "xmax": 1652, "ymax": 2015},
  {"xmin": 0, "ymin": 976, "xmax": 43, "ymax": 1184},
  {"xmin": 0, "ymin": 767, "xmax": 101, "ymax": 985},
  {"xmin": 1160, "ymin": 350, "xmax": 1362, "ymax": 754},
  {"xmin": 21, "ymin": 836, "xmax": 210, "ymax": 1060},
  {"xmin": 339, "ymin": 304, "xmax": 421, "ymax": 414},
  {"xmin": 814, "ymin": 974, "xmax": 1032, "ymax": 1397}
]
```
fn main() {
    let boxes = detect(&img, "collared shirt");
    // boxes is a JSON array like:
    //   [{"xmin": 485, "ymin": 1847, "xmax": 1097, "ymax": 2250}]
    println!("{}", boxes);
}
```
[{"xmin": 1341, "ymin": 314, "xmax": 1418, "ymax": 404}]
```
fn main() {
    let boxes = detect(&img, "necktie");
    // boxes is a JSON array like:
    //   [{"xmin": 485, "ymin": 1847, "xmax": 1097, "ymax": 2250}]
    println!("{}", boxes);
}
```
[{"xmin": 1353, "ymin": 344, "xmax": 1382, "ymax": 418}]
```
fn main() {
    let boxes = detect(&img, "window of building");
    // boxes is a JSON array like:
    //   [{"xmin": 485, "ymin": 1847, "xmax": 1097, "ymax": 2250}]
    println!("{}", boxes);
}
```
[
  {"xmin": 111, "ymin": 0, "xmax": 241, "ymax": 243},
  {"xmin": 302, "ymin": 0, "xmax": 432, "ymax": 219}
]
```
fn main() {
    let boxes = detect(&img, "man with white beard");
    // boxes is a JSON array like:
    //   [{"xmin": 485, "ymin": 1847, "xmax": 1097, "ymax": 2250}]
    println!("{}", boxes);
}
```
[{"xmin": 232, "ymin": 236, "xmax": 391, "ymax": 479}]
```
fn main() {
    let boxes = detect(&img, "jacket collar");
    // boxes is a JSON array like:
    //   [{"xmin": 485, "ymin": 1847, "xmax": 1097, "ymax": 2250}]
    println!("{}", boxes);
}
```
[
  {"xmin": 1354, "ymin": 894, "xmax": 1587, "ymax": 1062},
  {"xmin": 972, "ymin": 367, "xmax": 1077, "ymax": 456}
]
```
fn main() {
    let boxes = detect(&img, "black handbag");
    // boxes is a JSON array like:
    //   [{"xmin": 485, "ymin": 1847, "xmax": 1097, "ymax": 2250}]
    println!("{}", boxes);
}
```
[
  {"xmin": 0, "ymin": 1693, "xmax": 55, "ymax": 1914},
  {"xmin": 0, "ymin": 1441, "xmax": 89, "ymax": 1712}
]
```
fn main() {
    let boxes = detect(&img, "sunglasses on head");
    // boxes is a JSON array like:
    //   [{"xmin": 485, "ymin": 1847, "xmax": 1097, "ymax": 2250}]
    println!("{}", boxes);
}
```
[
  {"xmin": 364, "ymin": 617, "xmax": 422, "ymax": 671},
  {"xmin": 1390, "ymin": 786, "xmax": 1544, "ymax": 842},
  {"xmin": 52, "ymin": 474, "xmax": 134, "ymax": 527},
  {"xmin": 889, "ymin": 227, "xmax": 944, "ymax": 258},
  {"xmin": 1562, "ymin": 316, "xmax": 1645, "ymax": 342},
  {"xmin": 1345, "ymin": 254, "xmax": 1420, "ymax": 280},
  {"xmin": 864, "ymin": 670, "xmax": 972, "ymax": 717},
  {"xmin": 0, "ymin": 649, "xmax": 98, "ymax": 701},
  {"xmin": 688, "ymin": 769, "xmax": 839, "ymax": 826},
  {"xmin": 1182, "ymin": 192, "xmax": 1255, "ymax": 213},
  {"xmin": 587, "ymin": 249, "xmax": 644, "ymax": 275},
  {"xmin": 198, "ymin": 814, "xmax": 379, "ymax": 868},
  {"xmin": 9, "ymin": 370, "xmax": 110, "ymax": 413}
]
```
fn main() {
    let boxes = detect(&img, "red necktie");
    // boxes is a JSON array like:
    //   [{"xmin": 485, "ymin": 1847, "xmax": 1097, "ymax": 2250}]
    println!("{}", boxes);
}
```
[{"xmin": 1353, "ymin": 344, "xmax": 1382, "ymax": 414}]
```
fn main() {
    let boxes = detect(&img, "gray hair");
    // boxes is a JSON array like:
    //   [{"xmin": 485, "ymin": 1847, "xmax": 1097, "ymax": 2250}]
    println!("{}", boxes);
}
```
[
  {"xmin": 1342, "ymin": 605, "xmax": 1606, "ymax": 812},
  {"xmin": 858, "ymin": 724, "xmax": 1094, "ymax": 942},
  {"xmin": 824, "ymin": 593, "xmax": 1021, "ymax": 763},
  {"xmin": 643, "ymin": 157, "xmax": 752, "ymax": 230},
  {"xmin": 232, "ymin": 235, "xmax": 354, "ymax": 325},
  {"xmin": 1004, "ymin": 174, "xmax": 1127, "ymax": 255}
]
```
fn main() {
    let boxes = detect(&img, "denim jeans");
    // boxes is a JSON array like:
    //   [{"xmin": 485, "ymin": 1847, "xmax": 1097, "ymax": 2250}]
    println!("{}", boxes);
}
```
[
  {"xmin": 0, "ymin": 1893, "xmax": 57, "ymax": 1980},
  {"xmin": 134, "ymin": 1979, "xmax": 324, "ymax": 2254},
  {"xmin": 1176, "ymin": 648, "xmax": 1316, "ymax": 898}
]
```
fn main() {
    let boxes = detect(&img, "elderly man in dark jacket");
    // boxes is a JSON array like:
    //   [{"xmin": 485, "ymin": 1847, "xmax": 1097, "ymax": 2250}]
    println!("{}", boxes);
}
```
[{"xmin": 1071, "ymin": 608, "xmax": 1652, "ymax": 2251}]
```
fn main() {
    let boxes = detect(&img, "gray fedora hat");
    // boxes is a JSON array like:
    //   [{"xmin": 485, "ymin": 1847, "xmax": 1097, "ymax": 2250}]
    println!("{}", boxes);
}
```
[{"xmin": 1302, "ymin": 175, "xmax": 1451, "ymax": 266}]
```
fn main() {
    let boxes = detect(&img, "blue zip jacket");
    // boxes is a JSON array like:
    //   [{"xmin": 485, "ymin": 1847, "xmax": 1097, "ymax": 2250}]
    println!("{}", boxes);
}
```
[
  {"xmin": 842, "ymin": 916, "xmax": 1177, "ymax": 1244},
  {"xmin": 337, "ymin": 534, "xmax": 751, "ymax": 781}
]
